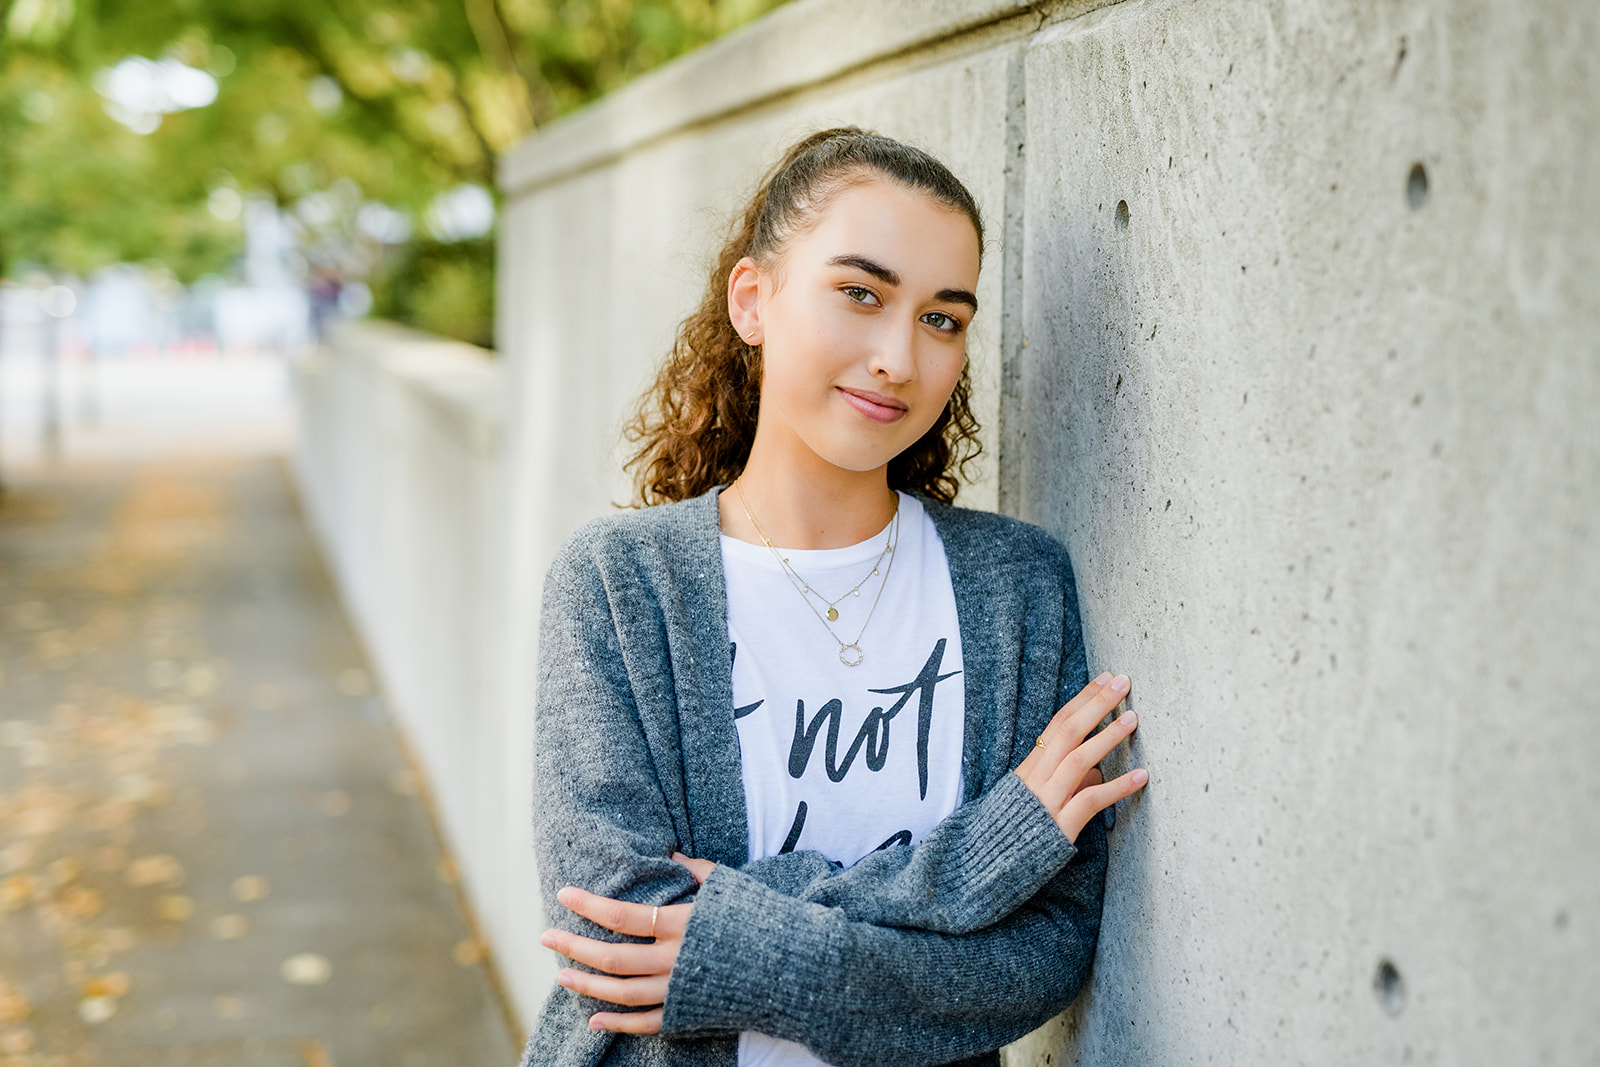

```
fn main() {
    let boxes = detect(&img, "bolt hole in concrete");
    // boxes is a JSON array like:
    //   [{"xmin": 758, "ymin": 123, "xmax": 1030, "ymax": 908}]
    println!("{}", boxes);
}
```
[
  {"xmin": 1407, "ymin": 163, "xmax": 1428, "ymax": 209},
  {"xmin": 1373, "ymin": 957, "xmax": 1406, "ymax": 1016},
  {"xmin": 1114, "ymin": 199, "xmax": 1130, "ymax": 231}
]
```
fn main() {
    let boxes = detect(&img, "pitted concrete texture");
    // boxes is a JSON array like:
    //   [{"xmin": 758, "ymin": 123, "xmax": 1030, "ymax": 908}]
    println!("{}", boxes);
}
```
[
  {"xmin": 0, "ymin": 458, "xmax": 519, "ymax": 1066},
  {"xmin": 1005, "ymin": 1, "xmax": 1600, "ymax": 1064}
]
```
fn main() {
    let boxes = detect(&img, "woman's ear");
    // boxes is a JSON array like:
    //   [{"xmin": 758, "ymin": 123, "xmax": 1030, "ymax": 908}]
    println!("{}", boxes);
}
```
[{"xmin": 727, "ymin": 257, "xmax": 764, "ymax": 345}]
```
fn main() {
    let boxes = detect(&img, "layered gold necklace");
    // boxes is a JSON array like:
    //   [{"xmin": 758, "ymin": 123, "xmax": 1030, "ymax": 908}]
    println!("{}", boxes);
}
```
[{"xmin": 733, "ymin": 481, "xmax": 900, "ymax": 667}]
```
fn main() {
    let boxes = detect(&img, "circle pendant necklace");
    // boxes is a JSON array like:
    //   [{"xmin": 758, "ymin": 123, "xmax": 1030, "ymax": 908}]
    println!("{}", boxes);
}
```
[{"xmin": 733, "ymin": 480, "xmax": 900, "ymax": 667}]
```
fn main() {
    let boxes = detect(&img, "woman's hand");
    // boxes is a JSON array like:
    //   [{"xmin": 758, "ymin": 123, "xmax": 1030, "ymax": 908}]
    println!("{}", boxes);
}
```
[
  {"xmin": 1015, "ymin": 672, "xmax": 1149, "ymax": 843},
  {"xmin": 539, "ymin": 854, "xmax": 714, "ymax": 1033}
]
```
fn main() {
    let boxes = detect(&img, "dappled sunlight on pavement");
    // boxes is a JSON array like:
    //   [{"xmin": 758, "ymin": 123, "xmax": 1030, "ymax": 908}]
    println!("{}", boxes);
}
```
[{"xmin": 0, "ymin": 457, "xmax": 518, "ymax": 1066}]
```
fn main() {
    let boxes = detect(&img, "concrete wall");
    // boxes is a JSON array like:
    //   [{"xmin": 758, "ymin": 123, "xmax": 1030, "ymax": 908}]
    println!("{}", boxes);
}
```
[
  {"xmin": 294, "ymin": 0, "xmax": 1599, "ymax": 1060},
  {"xmin": 1005, "ymin": 2, "xmax": 1599, "ymax": 1063},
  {"xmin": 288, "ymin": 321, "xmax": 519, "ymax": 1000}
]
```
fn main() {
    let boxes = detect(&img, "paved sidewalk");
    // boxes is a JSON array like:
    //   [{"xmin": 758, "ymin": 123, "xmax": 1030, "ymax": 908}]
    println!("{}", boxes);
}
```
[{"xmin": 0, "ymin": 457, "xmax": 520, "ymax": 1067}]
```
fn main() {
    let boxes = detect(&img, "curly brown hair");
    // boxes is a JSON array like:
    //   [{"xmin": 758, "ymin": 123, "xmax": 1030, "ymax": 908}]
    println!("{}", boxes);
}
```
[{"xmin": 623, "ymin": 127, "xmax": 986, "ymax": 506}]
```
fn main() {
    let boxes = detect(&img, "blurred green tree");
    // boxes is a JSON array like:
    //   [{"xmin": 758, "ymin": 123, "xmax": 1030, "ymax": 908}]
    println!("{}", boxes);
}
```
[{"xmin": 0, "ymin": 0, "xmax": 787, "ymax": 344}]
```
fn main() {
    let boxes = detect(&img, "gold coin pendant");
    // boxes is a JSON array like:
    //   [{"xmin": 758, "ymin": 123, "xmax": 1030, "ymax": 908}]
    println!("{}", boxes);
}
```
[{"xmin": 826, "ymin": 607, "xmax": 839, "ymax": 621}]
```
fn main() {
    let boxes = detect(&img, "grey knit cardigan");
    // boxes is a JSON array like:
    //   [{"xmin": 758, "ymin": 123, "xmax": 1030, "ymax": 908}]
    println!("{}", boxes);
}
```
[{"xmin": 520, "ymin": 486, "xmax": 1108, "ymax": 1067}]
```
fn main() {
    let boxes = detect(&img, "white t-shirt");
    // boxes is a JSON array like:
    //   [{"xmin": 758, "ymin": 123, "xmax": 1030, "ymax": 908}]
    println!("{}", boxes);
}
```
[{"xmin": 721, "ymin": 492, "xmax": 966, "ymax": 1067}]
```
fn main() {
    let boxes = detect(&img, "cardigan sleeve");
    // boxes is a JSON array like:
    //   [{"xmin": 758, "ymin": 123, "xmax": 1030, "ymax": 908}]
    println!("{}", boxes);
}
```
[
  {"xmin": 730, "ymin": 770, "xmax": 1080, "ymax": 934},
  {"xmin": 523, "ymin": 540, "xmax": 712, "ymax": 1065},
  {"xmin": 660, "ymin": 547, "xmax": 1110, "ymax": 1066},
  {"xmin": 662, "ymin": 816, "xmax": 1107, "ymax": 1066}
]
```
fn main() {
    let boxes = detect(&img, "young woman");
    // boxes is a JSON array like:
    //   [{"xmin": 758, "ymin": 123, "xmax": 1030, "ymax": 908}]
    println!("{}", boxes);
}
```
[{"xmin": 522, "ymin": 128, "xmax": 1148, "ymax": 1067}]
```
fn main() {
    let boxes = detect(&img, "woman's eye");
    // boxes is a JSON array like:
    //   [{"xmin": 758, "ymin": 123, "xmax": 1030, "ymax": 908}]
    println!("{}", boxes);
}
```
[
  {"xmin": 841, "ymin": 285, "xmax": 879, "ymax": 306},
  {"xmin": 923, "ymin": 311, "xmax": 963, "ymax": 334}
]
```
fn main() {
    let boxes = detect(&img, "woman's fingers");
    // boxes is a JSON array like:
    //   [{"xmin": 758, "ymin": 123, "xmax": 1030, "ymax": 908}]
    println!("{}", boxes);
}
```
[
  {"xmin": 1016, "ymin": 673, "xmax": 1147, "ymax": 836},
  {"xmin": 1021, "ymin": 673, "xmax": 1130, "ymax": 784},
  {"xmin": 1046, "ymin": 709, "xmax": 1139, "ymax": 795},
  {"xmin": 1071, "ymin": 765, "xmax": 1104, "ymax": 796},
  {"xmin": 1031, "ymin": 673, "xmax": 1113, "ymax": 746},
  {"xmin": 671, "ymin": 852, "xmax": 717, "ymax": 885},
  {"xmin": 559, "ymin": 968, "xmax": 669, "ymax": 1007},
  {"xmin": 589, "ymin": 1008, "xmax": 664, "ymax": 1035},
  {"xmin": 543, "ymin": 927, "xmax": 675, "ymax": 976},
  {"xmin": 1018, "ymin": 673, "xmax": 1113, "ymax": 778},
  {"xmin": 1036, "ymin": 674, "xmax": 1130, "ymax": 751},
  {"xmin": 556, "ymin": 886, "xmax": 654, "ymax": 938},
  {"xmin": 556, "ymin": 888, "xmax": 691, "ymax": 940},
  {"xmin": 1058, "ymin": 767, "xmax": 1150, "ymax": 843},
  {"xmin": 544, "ymin": 886, "xmax": 694, "ymax": 1033}
]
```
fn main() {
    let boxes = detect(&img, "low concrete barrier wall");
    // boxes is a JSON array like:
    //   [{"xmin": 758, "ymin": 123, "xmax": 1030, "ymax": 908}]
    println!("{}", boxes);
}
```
[
  {"xmin": 289, "ymin": 321, "xmax": 527, "ymax": 1012},
  {"xmin": 295, "ymin": 0, "xmax": 1600, "ymax": 1060}
]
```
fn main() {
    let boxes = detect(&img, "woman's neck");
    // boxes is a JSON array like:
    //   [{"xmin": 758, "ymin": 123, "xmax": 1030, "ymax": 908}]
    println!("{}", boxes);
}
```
[{"xmin": 721, "ymin": 447, "xmax": 898, "ymax": 551}]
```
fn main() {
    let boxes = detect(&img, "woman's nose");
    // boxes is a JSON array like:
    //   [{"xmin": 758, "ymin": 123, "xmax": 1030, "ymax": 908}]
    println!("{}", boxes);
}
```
[{"xmin": 868, "ymin": 318, "xmax": 917, "ymax": 382}]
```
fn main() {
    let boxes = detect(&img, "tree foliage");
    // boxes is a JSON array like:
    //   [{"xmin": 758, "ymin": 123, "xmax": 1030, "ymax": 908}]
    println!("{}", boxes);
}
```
[{"xmin": 0, "ymin": 0, "xmax": 787, "ymax": 342}]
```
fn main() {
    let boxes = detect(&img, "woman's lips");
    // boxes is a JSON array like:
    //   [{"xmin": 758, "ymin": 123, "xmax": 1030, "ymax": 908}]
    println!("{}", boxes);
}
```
[{"xmin": 837, "ymin": 386, "xmax": 907, "ymax": 424}]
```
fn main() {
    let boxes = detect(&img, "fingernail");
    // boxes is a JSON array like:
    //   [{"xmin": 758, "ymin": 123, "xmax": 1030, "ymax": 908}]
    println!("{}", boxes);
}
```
[
  {"xmin": 541, "ymin": 931, "xmax": 555, "ymax": 948},
  {"xmin": 557, "ymin": 970, "xmax": 573, "ymax": 987},
  {"xmin": 1132, "ymin": 768, "xmax": 1149, "ymax": 786},
  {"xmin": 1111, "ymin": 674, "xmax": 1131, "ymax": 692},
  {"xmin": 557, "ymin": 888, "xmax": 573, "ymax": 906},
  {"xmin": 1119, "ymin": 710, "xmax": 1137, "ymax": 727},
  {"xmin": 1094, "ymin": 672, "xmax": 1112, "ymax": 684},
  {"xmin": 589, "ymin": 1017, "xmax": 606, "ymax": 1031}
]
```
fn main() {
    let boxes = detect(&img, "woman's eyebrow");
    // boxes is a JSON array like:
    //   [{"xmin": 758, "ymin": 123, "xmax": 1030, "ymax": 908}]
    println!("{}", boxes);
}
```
[
  {"xmin": 935, "ymin": 287, "xmax": 978, "ymax": 311},
  {"xmin": 827, "ymin": 254, "xmax": 978, "ymax": 310},
  {"xmin": 827, "ymin": 254, "xmax": 900, "ymax": 286}
]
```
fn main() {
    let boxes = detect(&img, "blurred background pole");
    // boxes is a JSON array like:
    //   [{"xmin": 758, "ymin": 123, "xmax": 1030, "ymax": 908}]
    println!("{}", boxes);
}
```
[
  {"xmin": 80, "ymin": 329, "xmax": 100, "ymax": 428},
  {"xmin": 0, "ymin": 288, "xmax": 7, "ymax": 495},
  {"xmin": 41, "ymin": 282, "xmax": 76, "ymax": 463}
]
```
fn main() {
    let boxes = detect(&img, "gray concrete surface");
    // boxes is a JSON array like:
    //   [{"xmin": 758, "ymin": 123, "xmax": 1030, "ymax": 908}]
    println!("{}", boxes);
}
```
[
  {"xmin": 1007, "ymin": 2, "xmax": 1599, "ymax": 1063},
  {"xmin": 998, "ymin": 0, "xmax": 1600, "ymax": 1062},
  {"xmin": 0, "ymin": 457, "xmax": 519, "ymax": 1066}
]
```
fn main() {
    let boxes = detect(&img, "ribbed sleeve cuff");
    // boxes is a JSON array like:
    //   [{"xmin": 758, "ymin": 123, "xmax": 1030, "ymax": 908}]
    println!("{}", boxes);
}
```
[
  {"xmin": 661, "ymin": 868, "xmax": 848, "ymax": 1039},
  {"xmin": 938, "ymin": 771, "xmax": 1079, "ymax": 930}
]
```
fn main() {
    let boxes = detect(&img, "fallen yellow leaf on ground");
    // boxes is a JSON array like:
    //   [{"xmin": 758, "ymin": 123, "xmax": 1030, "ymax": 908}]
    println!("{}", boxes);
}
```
[
  {"xmin": 0, "ymin": 876, "xmax": 33, "ymax": 911},
  {"xmin": 0, "ymin": 983, "xmax": 30, "ymax": 1023},
  {"xmin": 210, "ymin": 914, "xmax": 249, "ymax": 939},
  {"xmin": 0, "ymin": 1026, "xmax": 35, "ymax": 1054},
  {"xmin": 59, "ymin": 887, "xmax": 105, "ymax": 920},
  {"xmin": 47, "ymin": 858, "xmax": 81, "ymax": 885},
  {"xmin": 81, "ymin": 973, "xmax": 131, "ymax": 998},
  {"xmin": 157, "ymin": 894, "xmax": 194, "ymax": 921},
  {"xmin": 231, "ymin": 875, "xmax": 270, "ymax": 902},
  {"xmin": 126, "ymin": 854, "xmax": 184, "ymax": 887}
]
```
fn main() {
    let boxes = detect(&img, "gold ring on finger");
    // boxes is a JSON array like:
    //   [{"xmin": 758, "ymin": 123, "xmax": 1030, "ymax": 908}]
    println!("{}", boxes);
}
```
[
  {"xmin": 1035, "ymin": 735, "xmax": 1046, "ymax": 748},
  {"xmin": 650, "ymin": 905, "xmax": 659, "ymax": 939}
]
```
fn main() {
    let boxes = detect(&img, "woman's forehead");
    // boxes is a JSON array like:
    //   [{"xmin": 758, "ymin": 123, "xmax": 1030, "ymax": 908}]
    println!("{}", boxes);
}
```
[{"xmin": 794, "ymin": 180, "xmax": 980, "ymax": 284}]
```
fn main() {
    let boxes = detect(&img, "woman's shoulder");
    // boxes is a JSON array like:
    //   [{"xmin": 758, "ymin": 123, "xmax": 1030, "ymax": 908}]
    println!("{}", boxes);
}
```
[
  {"xmin": 546, "ymin": 488, "xmax": 722, "ymax": 585},
  {"xmin": 918, "ymin": 496, "xmax": 1074, "ymax": 573}
]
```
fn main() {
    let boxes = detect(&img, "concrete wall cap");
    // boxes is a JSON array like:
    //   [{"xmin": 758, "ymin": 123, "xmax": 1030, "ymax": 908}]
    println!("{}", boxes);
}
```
[
  {"xmin": 324, "ymin": 320, "xmax": 504, "ymax": 445},
  {"xmin": 497, "ymin": 0, "xmax": 1041, "ymax": 195}
]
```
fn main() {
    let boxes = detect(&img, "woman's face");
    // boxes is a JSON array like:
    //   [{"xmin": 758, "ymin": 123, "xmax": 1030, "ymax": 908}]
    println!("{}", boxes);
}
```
[{"xmin": 729, "ymin": 177, "xmax": 981, "ymax": 478}]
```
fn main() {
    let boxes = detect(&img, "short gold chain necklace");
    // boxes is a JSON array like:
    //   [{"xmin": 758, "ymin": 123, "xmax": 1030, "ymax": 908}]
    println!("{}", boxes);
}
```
[{"xmin": 732, "ymin": 481, "xmax": 900, "ymax": 667}]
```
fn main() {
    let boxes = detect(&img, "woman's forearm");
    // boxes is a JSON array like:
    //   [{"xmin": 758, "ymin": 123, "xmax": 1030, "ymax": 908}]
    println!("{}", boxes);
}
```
[
  {"xmin": 732, "ymin": 770, "xmax": 1081, "ymax": 933},
  {"xmin": 662, "ymin": 808, "xmax": 1108, "ymax": 1067}
]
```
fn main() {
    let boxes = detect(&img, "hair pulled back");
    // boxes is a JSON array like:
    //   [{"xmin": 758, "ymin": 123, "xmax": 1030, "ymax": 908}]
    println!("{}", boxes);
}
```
[{"xmin": 624, "ymin": 127, "xmax": 985, "ymax": 506}]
